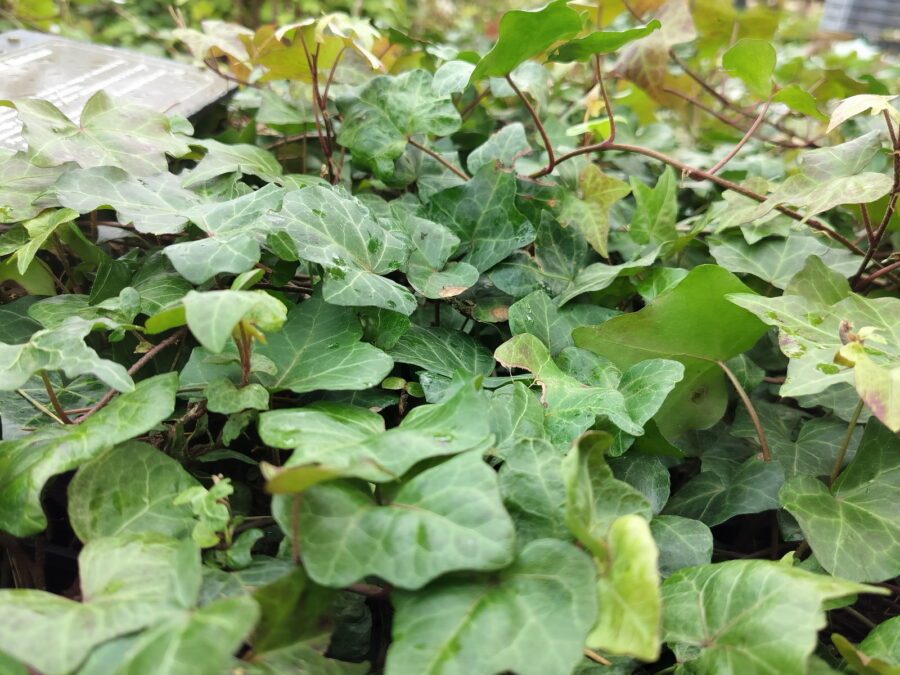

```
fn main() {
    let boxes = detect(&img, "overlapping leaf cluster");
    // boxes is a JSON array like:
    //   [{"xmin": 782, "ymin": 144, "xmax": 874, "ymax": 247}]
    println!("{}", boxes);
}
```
[{"xmin": 0, "ymin": 1, "xmax": 899, "ymax": 674}]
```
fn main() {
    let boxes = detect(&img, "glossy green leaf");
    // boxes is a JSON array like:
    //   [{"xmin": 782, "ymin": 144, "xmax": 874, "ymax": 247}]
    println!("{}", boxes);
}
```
[
  {"xmin": 508, "ymin": 290, "xmax": 617, "ymax": 355},
  {"xmin": 0, "ymin": 151, "xmax": 67, "ymax": 223},
  {"xmin": 723, "ymin": 38, "xmax": 776, "ymax": 97},
  {"xmin": 387, "ymin": 325, "xmax": 494, "ymax": 377},
  {"xmin": 574, "ymin": 265, "xmax": 768, "ymax": 437},
  {"xmin": 556, "ymin": 248, "xmax": 659, "ymax": 306},
  {"xmin": 499, "ymin": 438, "xmax": 568, "ymax": 545},
  {"xmin": 549, "ymin": 21, "xmax": 662, "ymax": 62},
  {"xmin": 10, "ymin": 207, "xmax": 78, "ymax": 275}
]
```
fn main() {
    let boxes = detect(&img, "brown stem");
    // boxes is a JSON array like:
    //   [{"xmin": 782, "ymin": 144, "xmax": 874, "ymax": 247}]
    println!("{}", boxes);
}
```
[
  {"xmin": 531, "ymin": 140, "xmax": 863, "ymax": 254},
  {"xmin": 75, "ymin": 329, "xmax": 186, "ymax": 423},
  {"xmin": 408, "ymin": 138, "xmax": 468, "ymax": 180},
  {"xmin": 40, "ymin": 371, "xmax": 72, "ymax": 424},
  {"xmin": 583, "ymin": 648, "xmax": 612, "ymax": 666},
  {"xmin": 506, "ymin": 74, "xmax": 556, "ymax": 175},
  {"xmin": 596, "ymin": 64, "xmax": 616, "ymax": 144},
  {"xmin": 346, "ymin": 582, "xmax": 391, "ymax": 599},
  {"xmin": 716, "ymin": 360, "xmax": 771, "ymax": 462},
  {"xmin": 860, "ymin": 203, "xmax": 875, "ymax": 246},
  {"xmin": 237, "ymin": 324, "xmax": 252, "ymax": 388},
  {"xmin": 707, "ymin": 98, "xmax": 771, "ymax": 175},
  {"xmin": 829, "ymin": 399, "xmax": 864, "ymax": 486},
  {"xmin": 858, "ymin": 258, "xmax": 900, "ymax": 288}
]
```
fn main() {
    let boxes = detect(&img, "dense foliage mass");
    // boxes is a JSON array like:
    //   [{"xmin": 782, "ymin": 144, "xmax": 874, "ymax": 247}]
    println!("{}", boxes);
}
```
[{"xmin": 0, "ymin": 1, "xmax": 899, "ymax": 673}]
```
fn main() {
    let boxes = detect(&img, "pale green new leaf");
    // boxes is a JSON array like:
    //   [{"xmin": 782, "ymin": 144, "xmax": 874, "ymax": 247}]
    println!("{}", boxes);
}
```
[
  {"xmin": 559, "ymin": 164, "xmax": 631, "ymax": 258},
  {"xmin": 282, "ymin": 452, "xmax": 515, "ymax": 589},
  {"xmin": 630, "ymin": 167, "xmax": 677, "ymax": 246},
  {"xmin": 826, "ymin": 94, "xmax": 899, "ymax": 133},
  {"xmin": 11, "ymin": 207, "xmax": 78, "ymax": 275},
  {"xmin": 205, "ymin": 379, "xmax": 269, "ymax": 414},
  {"xmin": 387, "ymin": 539, "xmax": 597, "ymax": 675},
  {"xmin": 0, "ymin": 373, "xmax": 178, "ymax": 536},
  {"xmin": 722, "ymin": 38, "xmax": 776, "ymax": 97},
  {"xmin": 548, "ymin": 21, "xmax": 662, "ymax": 62},
  {"xmin": 780, "ymin": 420, "xmax": 900, "ymax": 583},
  {"xmin": 180, "ymin": 289, "xmax": 287, "ymax": 353},
  {"xmin": 0, "ymin": 151, "xmax": 67, "ymax": 223}
]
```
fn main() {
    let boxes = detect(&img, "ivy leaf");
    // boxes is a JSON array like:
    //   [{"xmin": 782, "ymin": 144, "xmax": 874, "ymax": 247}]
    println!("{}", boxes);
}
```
[
  {"xmin": 387, "ymin": 325, "xmax": 494, "ymax": 378},
  {"xmin": 826, "ymin": 94, "xmax": 899, "ymax": 133},
  {"xmin": 273, "ymin": 185, "xmax": 415, "ymax": 314},
  {"xmin": 548, "ymin": 21, "xmax": 662, "ymax": 62},
  {"xmin": 181, "ymin": 139, "xmax": 283, "ymax": 187},
  {"xmin": 4, "ymin": 91, "xmax": 190, "ymax": 176},
  {"xmin": 780, "ymin": 420, "xmax": 900, "ymax": 583},
  {"xmin": 432, "ymin": 60, "xmax": 476, "ymax": 96},
  {"xmin": 279, "ymin": 451, "xmax": 515, "ymax": 589},
  {"xmin": 205, "ymin": 378, "xmax": 269, "ymax": 414},
  {"xmin": 709, "ymin": 233, "xmax": 860, "ymax": 289},
  {"xmin": 489, "ymin": 382, "xmax": 547, "ymax": 455},
  {"xmin": 664, "ymin": 455, "xmax": 785, "ymax": 526},
  {"xmin": 834, "ymin": 616, "xmax": 900, "ymax": 674},
  {"xmin": 54, "ymin": 166, "xmax": 202, "ymax": 235},
  {"xmin": 0, "ymin": 373, "xmax": 178, "ymax": 536},
  {"xmin": 649, "ymin": 515, "xmax": 713, "ymax": 577},
  {"xmin": 165, "ymin": 234, "xmax": 261, "ymax": 285},
  {"xmin": 336, "ymin": 69, "xmax": 460, "ymax": 180},
  {"xmin": 559, "ymin": 164, "xmax": 631, "ymax": 258},
  {"xmin": 772, "ymin": 85, "xmax": 825, "ymax": 120},
  {"xmin": 574, "ymin": 265, "xmax": 768, "ymax": 437},
  {"xmin": 499, "ymin": 438, "xmax": 569, "ymax": 545},
  {"xmin": 630, "ymin": 167, "xmax": 677, "ymax": 247},
  {"xmin": 729, "ymin": 257, "xmax": 900, "ymax": 429},
  {"xmin": 467, "ymin": 123, "xmax": 531, "ymax": 174},
  {"xmin": 68, "ymin": 441, "xmax": 200, "ymax": 542},
  {"xmin": 509, "ymin": 290, "xmax": 617, "ymax": 355},
  {"xmin": 800, "ymin": 130, "xmax": 885, "ymax": 180},
  {"xmin": 28, "ymin": 287, "xmax": 141, "ymax": 330},
  {"xmin": 722, "ymin": 38, "xmax": 776, "ymax": 97},
  {"xmin": 496, "ymin": 334, "xmax": 683, "ymax": 443},
  {"xmin": 260, "ymin": 376, "xmax": 491, "ymax": 484},
  {"xmin": 255, "ymin": 294, "xmax": 393, "ymax": 394},
  {"xmin": 471, "ymin": 0, "xmax": 583, "ymax": 80},
  {"xmin": 387, "ymin": 539, "xmax": 598, "ymax": 675},
  {"xmin": 9, "ymin": 207, "xmax": 79, "ymax": 275},
  {"xmin": 0, "ymin": 152, "xmax": 68, "ymax": 223},
  {"xmin": 556, "ymin": 248, "xmax": 659, "ymax": 306},
  {"xmin": 662, "ymin": 559, "xmax": 882, "ymax": 675},
  {"xmin": 426, "ymin": 164, "xmax": 535, "ymax": 273},
  {"xmin": 0, "ymin": 317, "xmax": 133, "ymax": 392},
  {"xmin": 0, "ymin": 533, "xmax": 202, "ymax": 674},
  {"xmin": 179, "ymin": 289, "xmax": 287, "ymax": 354},
  {"xmin": 589, "ymin": 514, "xmax": 661, "ymax": 661}
]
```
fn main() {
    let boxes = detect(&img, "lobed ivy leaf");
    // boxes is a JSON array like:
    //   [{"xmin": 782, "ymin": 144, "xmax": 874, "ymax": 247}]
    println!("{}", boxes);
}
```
[
  {"xmin": 278, "ymin": 451, "xmax": 515, "ymax": 589},
  {"xmin": 649, "ymin": 515, "xmax": 713, "ymax": 577},
  {"xmin": 662, "ymin": 559, "xmax": 883, "ymax": 675},
  {"xmin": 176, "ymin": 289, "xmax": 287, "ymax": 353},
  {"xmin": 181, "ymin": 138, "xmax": 283, "ymax": 187},
  {"xmin": 780, "ymin": 420, "xmax": 900, "ymax": 583},
  {"xmin": 471, "ymin": 0, "xmax": 583, "ymax": 80},
  {"xmin": 387, "ymin": 325, "xmax": 494, "ymax": 378},
  {"xmin": 467, "ymin": 123, "xmax": 531, "ymax": 174},
  {"xmin": 0, "ymin": 151, "xmax": 68, "ymax": 223},
  {"xmin": 387, "ymin": 539, "xmax": 597, "ymax": 675},
  {"xmin": 548, "ymin": 21, "xmax": 662, "ymax": 62},
  {"xmin": 8, "ymin": 207, "xmax": 79, "ymax": 275},
  {"xmin": 336, "ymin": 69, "xmax": 461, "ymax": 180},
  {"xmin": 826, "ymin": 94, "xmax": 899, "ymax": 133},
  {"xmin": 3, "ymin": 91, "xmax": 190, "ymax": 176},
  {"xmin": 508, "ymin": 290, "xmax": 618, "ymax": 355},
  {"xmin": 722, "ymin": 38, "xmax": 776, "ymax": 97},
  {"xmin": 556, "ymin": 248, "xmax": 659, "ymax": 306},
  {"xmin": 0, "ymin": 373, "xmax": 177, "ymax": 536},
  {"xmin": 574, "ymin": 265, "xmax": 768, "ymax": 437}
]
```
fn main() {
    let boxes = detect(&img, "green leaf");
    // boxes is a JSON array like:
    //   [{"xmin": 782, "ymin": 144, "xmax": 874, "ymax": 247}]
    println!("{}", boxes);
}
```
[
  {"xmin": 496, "ymin": 334, "xmax": 683, "ymax": 442},
  {"xmin": 649, "ymin": 515, "xmax": 713, "ymax": 577},
  {"xmin": 800, "ymin": 130, "xmax": 885, "ymax": 180},
  {"xmin": 260, "ymin": 376, "xmax": 491, "ymax": 483},
  {"xmin": 728, "ymin": 258, "xmax": 900, "ymax": 428},
  {"xmin": 273, "ymin": 185, "xmax": 415, "ymax": 314},
  {"xmin": 68, "ymin": 441, "xmax": 200, "ymax": 542},
  {"xmin": 488, "ymin": 382, "xmax": 547, "ymax": 454},
  {"xmin": 630, "ymin": 167, "xmax": 677, "ymax": 247},
  {"xmin": 471, "ymin": 0, "xmax": 583, "ymax": 80},
  {"xmin": 467, "ymin": 123, "xmax": 531, "ymax": 174},
  {"xmin": 182, "ymin": 139, "xmax": 282, "ymax": 187},
  {"xmin": 556, "ymin": 248, "xmax": 659, "ymax": 306},
  {"xmin": 855, "ymin": 616, "xmax": 900, "ymax": 669},
  {"xmin": 165, "ymin": 234, "xmax": 261, "ymax": 285},
  {"xmin": 0, "ymin": 373, "xmax": 178, "ymax": 536},
  {"xmin": 395, "ymin": 210, "xmax": 478, "ymax": 299},
  {"xmin": 723, "ymin": 38, "xmax": 776, "ymax": 97},
  {"xmin": 426, "ymin": 164, "xmax": 535, "ymax": 273},
  {"xmin": 0, "ymin": 317, "xmax": 133, "ymax": 392},
  {"xmin": 432, "ymin": 60, "xmax": 476, "ymax": 96},
  {"xmin": 0, "ymin": 533, "xmax": 201, "ymax": 674},
  {"xmin": 499, "ymin": 438, "xmax": 569, "ymax": 545},
  {"xmin": 559, "ymin": 164, "xmax": 631, "ymax": 258},
  {"xmin": 387, "ymin": 325, "xmax": 494, "ymax": 378},
  {"xmin": 177, "ymin": 289, "xmax": 286, "ymax": 353},
  {"xmin": 0, "ymin": 152, "xmax": 68, "ymax": 223},
  {"xmin": 826, "ymin": 94, "xmax": 899, "ymax": 133},
  {"xmin": 610, "ymin": 454, "xmax": 670, "ymax": 514},
  {"xmin": 28, "ymin": 287, "xmax": 141, "ymax": 330},
  {"xmin": 11, "ymin": 207, "xmax": 79, "ymax": 275},
  {"xmin": 279, "ymin": 451, "xmax": 515, "ymax": 589},
  {"xmin": 709, "ymin": 233, "xmax": 860, "ymax": 289},
  {"xmin": 574, "ymin": 265, "xmax": 768, "ymax": 437},
  {"xmin": 509, "ymin": 290, "xmax": 617, "ymax": 355},
  {"xmin": 336, "ymin": 69, "xmax": 460, "ymax": 180},
  {"xmin": 5, "ymin": 91, "xmax": 190, "ymax": 175},
  {"xmin": 588, "ymin": 515, "xmax": 661, "ymax": 661},
  {"xmin": 54, "ymin": 166, "xmax": 202, "ymax": 235},
  {"xmin": 780, "ymin": 420, "xmax": 900, "ymax": 583},
  {"xmin": 387, "ymin": 539, "xmax": 598, "ymax": 675},
  {"xmin": 548, "ymin": 21, "xmax": 662, "ymax": 62},
  {"xmin": 772, "ymin": 85, "xmax": 825, "ymax": 120},
  {"xmin": 662, "ymin": 559, "xmax": 882, "ymax": 675},
  {"xmin": 206, "ymin": 378, "xmax": 269, "ymax": 414},
  {"xmin": 255, "ymin": 294, "xmax": 393, "ymax": 393}
]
